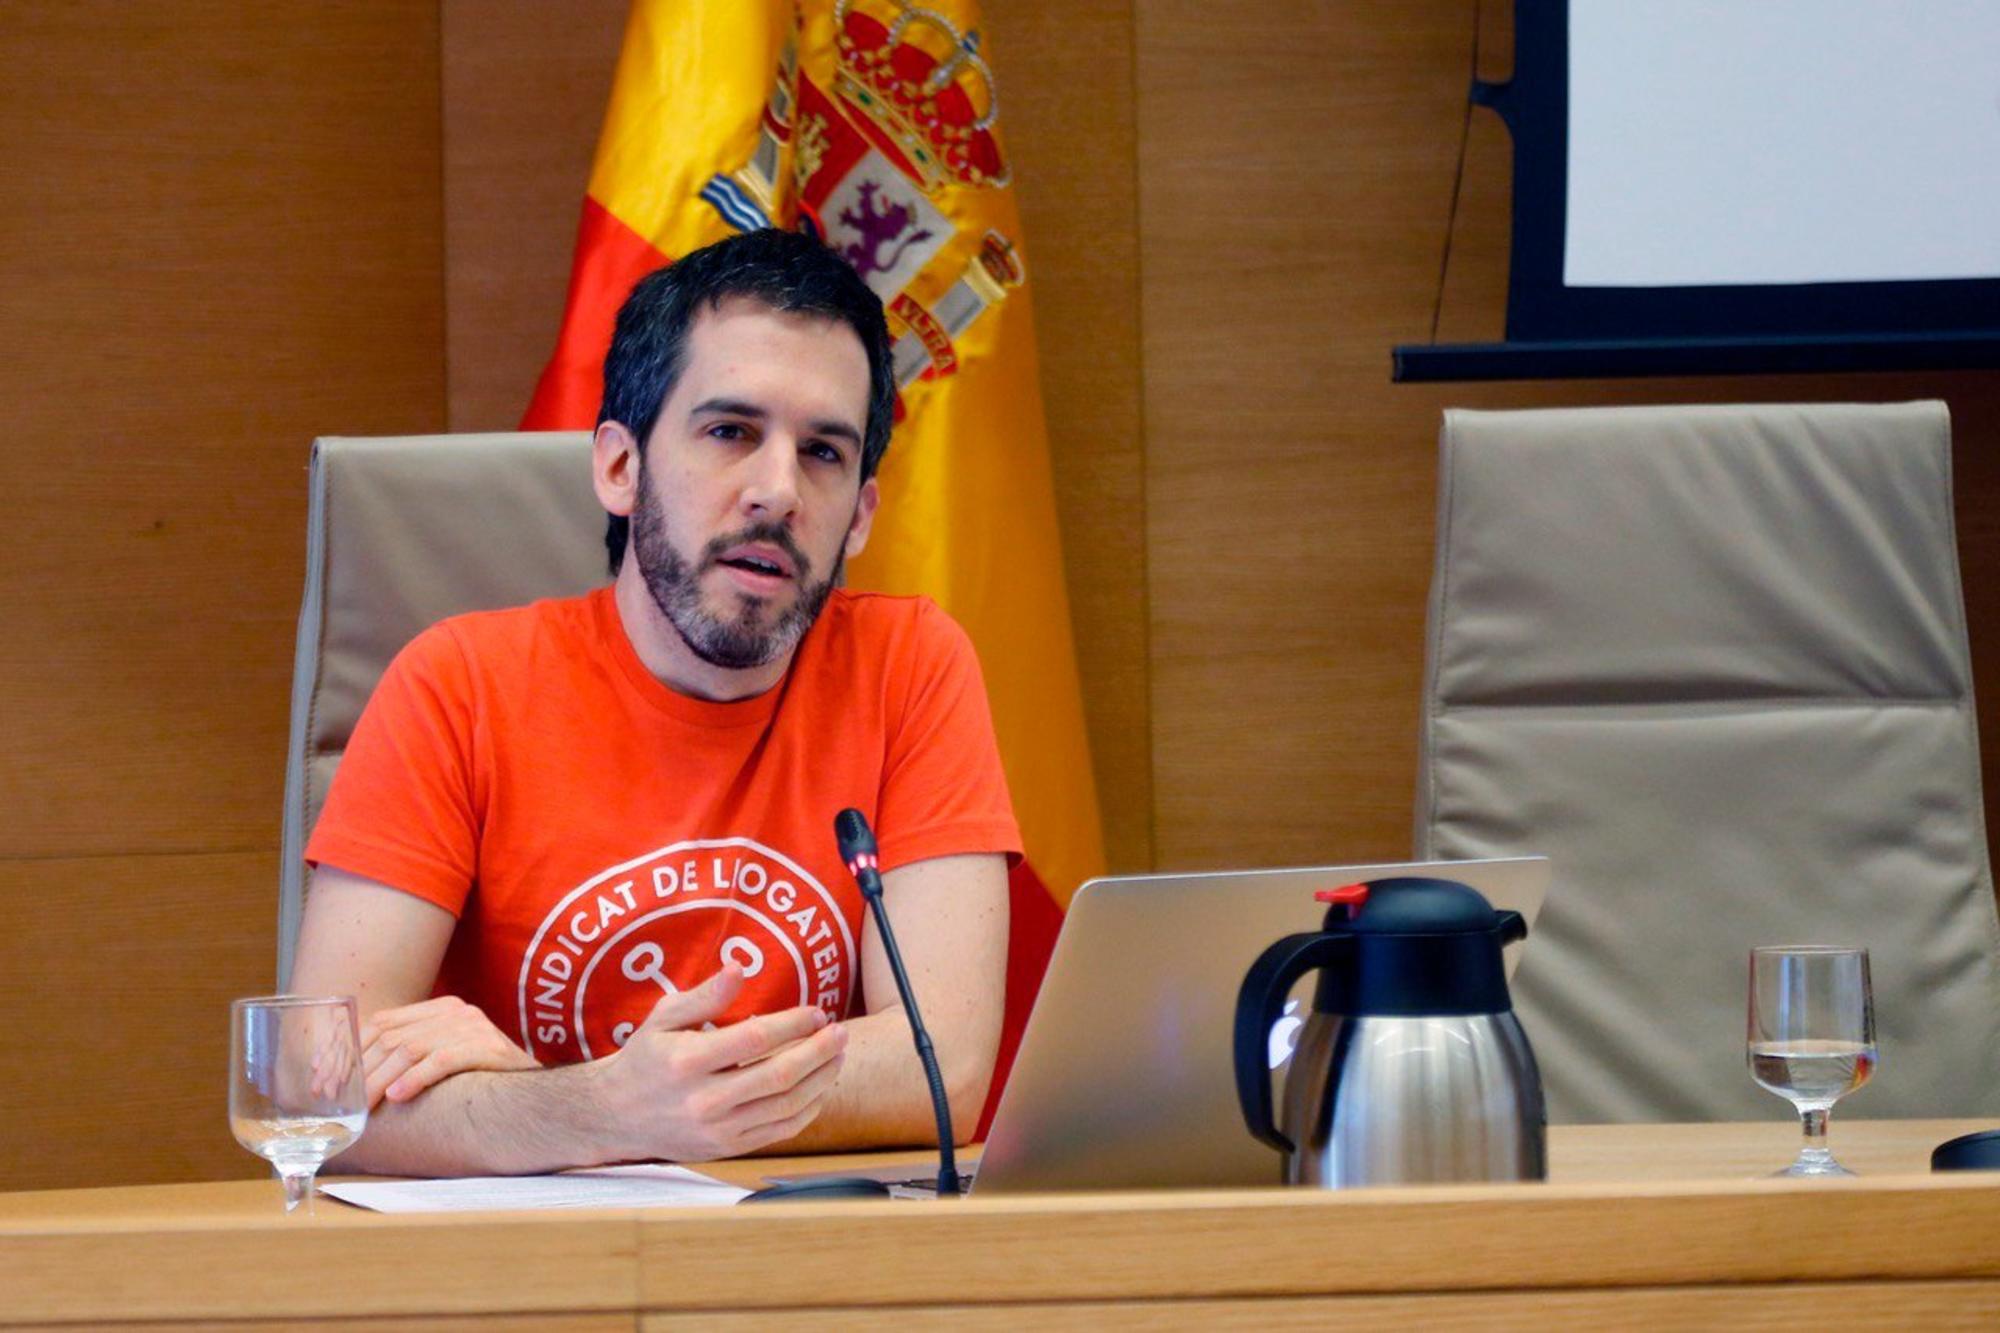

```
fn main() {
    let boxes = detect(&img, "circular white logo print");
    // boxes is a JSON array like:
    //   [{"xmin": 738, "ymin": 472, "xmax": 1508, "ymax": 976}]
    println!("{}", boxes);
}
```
[{"xmin": 515, "ymin": 837, "xmax": 858, "ymax": 1063}]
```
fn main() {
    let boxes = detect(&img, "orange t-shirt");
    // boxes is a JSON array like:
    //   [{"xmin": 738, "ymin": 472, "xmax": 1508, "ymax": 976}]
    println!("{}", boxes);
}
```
[{"xmin": 305, "ymin": 585, "xmax": 1021, "ymax": 1066}]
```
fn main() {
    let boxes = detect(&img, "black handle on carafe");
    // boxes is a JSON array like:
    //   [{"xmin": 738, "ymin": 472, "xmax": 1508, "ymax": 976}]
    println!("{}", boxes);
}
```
[
  {"xmin": 1497, "ymin": 909, "xmax": 1526, "ymax": 945},
  {"xmin": 1233, "ymin": 931, "xmax": 1350, "ymax": 1154}
]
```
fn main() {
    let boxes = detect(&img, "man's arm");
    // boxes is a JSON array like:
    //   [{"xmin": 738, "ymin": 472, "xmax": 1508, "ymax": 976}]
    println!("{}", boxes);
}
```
[
  {"xmin": 761, "ymin": 850, "xmax": 1008, "ymax": 1152},
  {"xmin": 290, "ymin": 866, "xmax": 848, "ymax": 1175}
]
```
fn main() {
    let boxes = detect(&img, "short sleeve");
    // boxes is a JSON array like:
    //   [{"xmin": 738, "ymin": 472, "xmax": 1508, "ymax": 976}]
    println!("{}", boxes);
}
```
[
  {"xmin": 873, "ymin": 603, "xmax": 1023, "ymax": 873},
  {"xmin": 303, "ymin": 623, "xmax": 482, "ymax": 916}
]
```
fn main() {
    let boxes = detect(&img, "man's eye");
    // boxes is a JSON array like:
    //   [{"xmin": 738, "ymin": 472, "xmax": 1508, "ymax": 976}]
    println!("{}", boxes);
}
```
[
  {"xmin": 708, "ymin": 422, "xmax": 748, "ymax": 441},
  {"xmin": 805, "ymin": 442, "xmax": 845, "ymax": 465}
]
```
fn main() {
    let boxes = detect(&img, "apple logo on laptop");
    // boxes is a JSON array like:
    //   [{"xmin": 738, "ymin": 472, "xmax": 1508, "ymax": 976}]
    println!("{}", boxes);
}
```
[{"xmin": 1268, "ymin": 999, "xmax": 1304, "ymax": 1070}]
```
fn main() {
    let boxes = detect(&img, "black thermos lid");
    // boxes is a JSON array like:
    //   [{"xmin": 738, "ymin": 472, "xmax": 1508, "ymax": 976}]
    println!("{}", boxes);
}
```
[{"xmin": 1313, "ymin": 876, "xmax": 1525, "ymax": 1017}]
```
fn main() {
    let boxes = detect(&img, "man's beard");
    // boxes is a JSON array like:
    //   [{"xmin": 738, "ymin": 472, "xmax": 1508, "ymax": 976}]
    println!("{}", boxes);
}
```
[{"xmin": 629, "ymin": 478, "xmax": 842, "ymax": 671}]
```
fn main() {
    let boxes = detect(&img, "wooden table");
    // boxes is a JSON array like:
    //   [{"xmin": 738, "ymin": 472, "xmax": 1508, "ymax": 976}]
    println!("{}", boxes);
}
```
[{"xmin": 3, "ymin": 1119, "xmax": 1998, "ymax": 1329}]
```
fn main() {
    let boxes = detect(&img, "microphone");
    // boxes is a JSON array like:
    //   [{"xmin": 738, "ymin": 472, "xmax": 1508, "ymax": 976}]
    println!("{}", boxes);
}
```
[
  {"xmin": 835, "ymin": 807, "xmax": 963, "ymax": 1196},
  {"xmin": 737, "ymin": 809, "xmax": 963, "ymax": 1203},
  {"xmin": 833, "ymin": 807, "xmax": 885, "ymax": 895}
]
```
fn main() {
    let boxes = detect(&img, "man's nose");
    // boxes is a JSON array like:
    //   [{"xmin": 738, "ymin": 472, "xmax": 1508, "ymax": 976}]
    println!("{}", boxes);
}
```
[{"xmin": 739, "ymin": 437, "xmax": 803, "ymax": 521}]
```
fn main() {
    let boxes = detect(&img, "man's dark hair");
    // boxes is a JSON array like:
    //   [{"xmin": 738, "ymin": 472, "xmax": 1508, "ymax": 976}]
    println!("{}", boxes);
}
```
[{"xmin": 597, "ymin": 228, "xmax": 896, "ymax": 574}]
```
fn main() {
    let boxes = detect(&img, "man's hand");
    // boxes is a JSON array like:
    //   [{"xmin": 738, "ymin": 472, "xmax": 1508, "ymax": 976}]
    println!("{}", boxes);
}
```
[
  {"xmin": 755, "ymin": 851, "xmax": 1006, "ymax": 1153},
  {"xmin": 361, "ymin": 996, "xmax": 539, "ymax": 1108},
  {"xmin": 594, "ymin": 964, "xmax": 850, "ymax": 1163}
]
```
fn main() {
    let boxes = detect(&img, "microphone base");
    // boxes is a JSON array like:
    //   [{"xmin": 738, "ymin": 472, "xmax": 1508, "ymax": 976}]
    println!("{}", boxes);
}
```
[{"xmin": 739, "ymin": 1176, "xmax": 894, "ymax": 1203}]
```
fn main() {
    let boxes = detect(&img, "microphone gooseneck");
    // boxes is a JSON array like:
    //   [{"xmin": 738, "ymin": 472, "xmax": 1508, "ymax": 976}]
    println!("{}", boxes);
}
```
[
  {"xmin": 836, "ymin": 807, "xmax": 963, "ymax": 1196},
  {"xmin": 737, "ymin": 809, "xmax": 961, "ymax": 1204}
]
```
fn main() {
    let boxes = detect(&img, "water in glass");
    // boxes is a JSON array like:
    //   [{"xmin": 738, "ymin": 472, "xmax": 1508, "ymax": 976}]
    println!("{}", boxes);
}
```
[
  {"xmin": 231, "ymin": 1113, "xmax": 368, "ymax": 1169},
  {"xmin": 1746, "ymin": 947, "xmax": 1875, "ymax": 1177},
  {"xmin": 1748, "ymin": 1039, "xmax": 1875, "ymax": 1104},
  {"xmin": 229, "ymin": 995, "xmax": 368, "ymax": 1211}
]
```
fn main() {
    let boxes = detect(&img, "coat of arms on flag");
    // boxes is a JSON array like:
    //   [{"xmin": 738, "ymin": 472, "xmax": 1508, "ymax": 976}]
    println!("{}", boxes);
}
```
[{"xmin": 696, "ymin": 1, "xmax": 1025, "ymax": 395}]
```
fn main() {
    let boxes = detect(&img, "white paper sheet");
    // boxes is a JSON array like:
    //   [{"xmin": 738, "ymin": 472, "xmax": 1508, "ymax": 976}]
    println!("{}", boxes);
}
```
[{"xmin": 321, "ymin": 1163, "xmax": 751, "ymax": 1212}]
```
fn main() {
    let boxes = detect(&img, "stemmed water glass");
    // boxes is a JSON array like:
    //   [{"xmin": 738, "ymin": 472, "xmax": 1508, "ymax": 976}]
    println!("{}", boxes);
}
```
[
  {"xmin": 1746, "ymin": 946, "xmax": 1876, "ymax": 1177},
  {"xmin": 229, "ymin": 995, "xmax": 368, "ymax": 1211}
]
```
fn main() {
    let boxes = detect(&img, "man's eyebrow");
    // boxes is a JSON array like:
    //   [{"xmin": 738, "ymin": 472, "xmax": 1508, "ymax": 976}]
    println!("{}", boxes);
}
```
[
  {"xmin": 808, "ymin": 418, "xmax": 864, "ymax": 448},
  {"xmin": 688, "ymin": 397, "xmax": 767, "ymax": 421},
  {"xmin": 687, "ymin": 398, "xmax": 861, "ymax": 448}
]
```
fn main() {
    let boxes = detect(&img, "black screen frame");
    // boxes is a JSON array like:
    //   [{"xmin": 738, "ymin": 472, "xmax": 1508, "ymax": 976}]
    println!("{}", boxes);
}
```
[
  {"xmin": 1395, "ymin": 1, "xmax": 2000, "ymax": 381},
  {"xmin": 1496, "ymin": 0, "xmax": 2000, "ymax": 342}
]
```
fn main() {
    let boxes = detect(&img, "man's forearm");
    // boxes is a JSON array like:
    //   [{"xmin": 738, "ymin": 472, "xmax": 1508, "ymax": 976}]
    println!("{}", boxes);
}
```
[
  {"xmin": 762, "ymin": 1008, "xmax": 990, "ymax": 1154},
  {"xmin": 340, "ymin": 1061, "xmax": 617, "ymax": 1177}
]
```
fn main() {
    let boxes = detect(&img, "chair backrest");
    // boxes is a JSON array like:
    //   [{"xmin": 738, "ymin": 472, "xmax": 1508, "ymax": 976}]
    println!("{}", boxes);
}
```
[
  {"xmin": 277, "ymin": 433, "xmax": 604, "ymax": 984},
  {"xmin": 1416, "ymin": 401, "xmax": 2000, "ymax": 1121}
]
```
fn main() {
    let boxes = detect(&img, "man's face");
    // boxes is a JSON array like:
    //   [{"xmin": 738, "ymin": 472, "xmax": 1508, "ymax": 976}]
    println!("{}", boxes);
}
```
[{"xmin": 627, "ymin": 296, "xmax": 878, "ymax": 671}]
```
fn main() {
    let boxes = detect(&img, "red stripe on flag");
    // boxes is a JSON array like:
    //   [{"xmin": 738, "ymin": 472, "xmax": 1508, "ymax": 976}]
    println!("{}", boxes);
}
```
[
  {"xmin": 977, "ymin": 857, "xmax": 1064, "ymax": 1138},
  {"xmin": 520, "ymin": 196, "xmax": 671, "ymax": 430}
]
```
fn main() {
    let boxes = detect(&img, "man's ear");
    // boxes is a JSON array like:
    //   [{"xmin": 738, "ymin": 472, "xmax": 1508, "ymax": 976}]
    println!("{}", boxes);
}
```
[
  {"xmin": 843, "ymin": 477, "xmax": 880, "ymax": 560},
  {"xmin": 592, "ymin": 420, "xmax": 641, "ymax": 518}
]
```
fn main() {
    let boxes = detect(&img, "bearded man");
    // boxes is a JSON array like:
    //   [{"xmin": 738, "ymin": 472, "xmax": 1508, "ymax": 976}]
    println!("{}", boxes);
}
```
[{"xmin": 290, "ymin": 229, "xmax": 1016, "ymax": 1175}]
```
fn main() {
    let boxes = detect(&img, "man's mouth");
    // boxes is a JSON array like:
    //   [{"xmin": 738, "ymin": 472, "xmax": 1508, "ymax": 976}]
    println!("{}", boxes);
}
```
[{"xmin": 711, "ymin": 539, "xmax": 800, "ymax": 583}]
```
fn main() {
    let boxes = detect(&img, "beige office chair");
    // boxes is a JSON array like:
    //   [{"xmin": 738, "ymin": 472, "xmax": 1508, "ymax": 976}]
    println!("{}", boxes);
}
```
[
  {"xmin": 277, "ymin": 432, "xmax": 604, "ymax": 984},
  {"xmin": 1416, "ymin": 401, "xmax": 2000, "ymax": 1121}
]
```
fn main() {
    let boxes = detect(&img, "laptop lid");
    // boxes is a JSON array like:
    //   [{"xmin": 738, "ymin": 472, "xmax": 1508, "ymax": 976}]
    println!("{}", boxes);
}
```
[{"xmin": 971, "ymin": 857, "xmax": 1550, "ymax": 1195}]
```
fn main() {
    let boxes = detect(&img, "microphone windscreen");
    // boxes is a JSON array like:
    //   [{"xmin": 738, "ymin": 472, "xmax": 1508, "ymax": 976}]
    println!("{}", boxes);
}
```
[{"xmin": 834, "ymin": 807, "xmax": 877, "ymax": 861}]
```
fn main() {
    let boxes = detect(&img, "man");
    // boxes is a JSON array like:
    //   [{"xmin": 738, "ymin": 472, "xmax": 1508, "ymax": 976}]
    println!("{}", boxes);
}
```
[{"xmin": 290, "ymin": 229, "xmax": 1017, "ymax": 1176}]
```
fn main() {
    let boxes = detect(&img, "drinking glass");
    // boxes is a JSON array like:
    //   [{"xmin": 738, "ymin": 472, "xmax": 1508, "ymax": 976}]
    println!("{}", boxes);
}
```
[
  {"xmin": 229, "ymin": 995, "xmax": 368, "ymax": 1211},
  {"xmin": 1746, "ymin": 946, "xmax": 1876, "ymax": 1177}
]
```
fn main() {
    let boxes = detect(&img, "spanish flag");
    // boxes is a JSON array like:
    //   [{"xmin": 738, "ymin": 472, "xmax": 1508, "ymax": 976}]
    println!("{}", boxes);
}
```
[{"xmin": 522, "ymin": 0, "xmax": 1104, "ymax": 1127}]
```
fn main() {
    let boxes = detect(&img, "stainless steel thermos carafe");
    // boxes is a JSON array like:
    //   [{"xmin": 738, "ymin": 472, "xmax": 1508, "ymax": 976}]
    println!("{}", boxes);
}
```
[{"xmin": 1233, "ymin": 876, "xmax": 1546, "ymax": 1187}]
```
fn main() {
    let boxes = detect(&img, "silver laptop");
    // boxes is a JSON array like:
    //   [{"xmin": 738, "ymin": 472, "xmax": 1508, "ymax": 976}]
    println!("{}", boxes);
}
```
[{"xmin": 770, "ymin": 857, "xmax": 1549, "ymax": 1196}]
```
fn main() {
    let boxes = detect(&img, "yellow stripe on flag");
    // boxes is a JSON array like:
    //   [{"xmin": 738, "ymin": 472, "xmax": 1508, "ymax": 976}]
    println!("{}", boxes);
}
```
[{"xmin": 588, "ymin": 2, "xmax": 782, "ymax": 256}]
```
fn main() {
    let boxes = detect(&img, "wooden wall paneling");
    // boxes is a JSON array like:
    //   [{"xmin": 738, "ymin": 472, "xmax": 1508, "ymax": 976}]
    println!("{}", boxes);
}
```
[
  {"xmin": 1137, "ymin": 1, "xmax": 1477, "ymax": 869},
  {"xmin": 1945, "ymin": 393, "xmax": 2000, "ymax": 854},
  {"xmin": 981, "ymin": 2, "xmax": 1149, "ymax": 871},
  {"xmin": 1430, "ymin": 0, "xmax": 1512, "ymax": 347},
  {"xmin": 441, "ymin": 0, "xmax": 628, "ymax": 433},
  {"xmin": 439, "ymin": 0, "xmax": 1154, "ymax": 872},
  {"xmin": 0, "ymin": 1, "xmax": 447, "ymax": 860},
  {"xmin": 0, "ymin": 852, "xmax": 279, "ymax": 1191},
  {"xmin": 0, "ymin": 2, "xmax": 446, "ymax": 1192}
]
